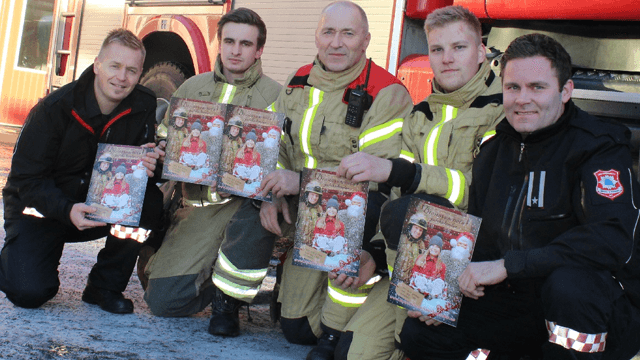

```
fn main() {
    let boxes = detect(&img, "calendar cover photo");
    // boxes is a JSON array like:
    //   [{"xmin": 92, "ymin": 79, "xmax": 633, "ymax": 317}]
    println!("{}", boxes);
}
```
[
  {"xmin": 291, "ymin": 168, "xmax": 369, "ymax": 277},
  {"xmin": 85, "ymin": 143, "xmax": 151, "ymax": 226},
  {"xmin": 388, "ymin": 198, "xmax": 481, "ymax": 327}
]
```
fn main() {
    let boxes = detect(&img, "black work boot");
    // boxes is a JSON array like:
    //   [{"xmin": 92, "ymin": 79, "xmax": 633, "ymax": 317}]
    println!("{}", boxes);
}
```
[
  {"xmin": 306, "ymin": 324, "xmax": 342, "ymax": 360},
  {"xmin": 208, "ymin": 287, "xmax": 243, "ymax": 337},
  {"xmin": 82, "ymin": 281, "xmax": 134, "ymax": 314}
]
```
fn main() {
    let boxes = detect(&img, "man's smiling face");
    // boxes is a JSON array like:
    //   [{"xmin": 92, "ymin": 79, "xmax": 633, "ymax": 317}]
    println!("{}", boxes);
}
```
[{"xmin": 503, "ymin": 55, "xmax": 573, "ymax": 136}]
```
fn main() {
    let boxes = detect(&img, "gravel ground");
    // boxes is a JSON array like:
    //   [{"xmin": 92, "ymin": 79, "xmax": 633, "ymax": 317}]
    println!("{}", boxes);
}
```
[{"xmin": 0, "ymin": 142, "xmax": 310, "ymax": 360}]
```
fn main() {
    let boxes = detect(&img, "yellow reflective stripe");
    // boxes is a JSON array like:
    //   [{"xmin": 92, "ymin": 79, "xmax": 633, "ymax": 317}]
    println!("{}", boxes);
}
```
[
  {"xmin": 276, "ymin": 161, "xmax": 284, "ymax": 169},
  {"xmin": 327, "ymin": 281, "xmax": 367, "ymax": 307},
  {"xmin": 218, "ymin": 251, "xmax": 268, "ymax": 281},
  {"xmin": 212, "ymin": 274, "xmax": 259, "ymax": 298},
  {"xmin": 300, "ymin": 88, "xmax": 323, "ymax": 169},
  {"xmin": 218, "ymin": 84, "xmax": 236, "ymax": 104},
  {"xmin": 265, "ymin": 102, "xmax": 275, "ymax": 112},
  {"xmin": 400, "ymin": 150, "xmax": 415, "ymax": 163},
  {"xmin": 358, "ymin": 118, "xmax": 404, "ymax": 150},
  {"xmin": 388, "ymin": 265, "xmax": 394, "ymax": 278},
  {"xmin": 480, "ymin": 130, "xmax": 496, "ymax": 145},
  {"xmin": 445, "ymin": 168, "xmax": 465, "ymax": 206},
  {"xmin": 424, "ymin": 104, "xmax": 457, "ymax": 166},
  {"xmin": 157, "ymin": 123, "xmax": 168, "ymax": 139}
]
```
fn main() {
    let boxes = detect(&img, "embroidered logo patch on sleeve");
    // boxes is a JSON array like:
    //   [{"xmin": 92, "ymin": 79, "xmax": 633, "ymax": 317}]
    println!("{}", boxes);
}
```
[{"xmin": 594, "ymin": 169, "xmax": 624, "ymax": 200}]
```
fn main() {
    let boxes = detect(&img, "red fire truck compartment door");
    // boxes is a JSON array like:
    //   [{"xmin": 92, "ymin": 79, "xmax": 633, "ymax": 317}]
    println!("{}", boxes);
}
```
[{"xmin": 397, "ymin": 54, "xmax": 434, "ymax": 104}]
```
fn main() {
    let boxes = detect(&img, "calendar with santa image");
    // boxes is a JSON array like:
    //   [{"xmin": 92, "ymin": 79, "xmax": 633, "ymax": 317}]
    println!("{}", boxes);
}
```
[
  {"xmin": 161, "ymin": 97, "xmax": 227, "ymax": 186},
  {"xmin": 292, "ymin": 168, "xmax": 369, "ymax": 277},
  {"xmin": 85, "ymin": 143, "xmax": 151, "ymax": 226},
  {"xmin": 388, "ymin": 198, "xmax": 481, "ymax": 327},
  {"xmin": 216, "ymin": 104, "xmax": 285, "ymax": 201}
]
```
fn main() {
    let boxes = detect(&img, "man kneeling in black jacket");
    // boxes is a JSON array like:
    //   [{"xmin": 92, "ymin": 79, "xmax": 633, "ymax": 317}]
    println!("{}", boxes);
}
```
[{"xmin": 0, "ymin": 29, "xmax": 163, "ymax": 314}]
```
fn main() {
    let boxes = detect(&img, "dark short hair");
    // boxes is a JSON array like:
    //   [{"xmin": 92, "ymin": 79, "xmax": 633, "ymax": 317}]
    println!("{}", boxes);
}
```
[
  {"xmin": 217, "ymin": 8, "xmax": 267, "ymax": 50},
  {"xmin": 501, "ymin": 33, "xmax": 572, "ymax": 91},
  {"xmin": 99, "ymin": 28, "xmax": 146, "ymax": 60}
]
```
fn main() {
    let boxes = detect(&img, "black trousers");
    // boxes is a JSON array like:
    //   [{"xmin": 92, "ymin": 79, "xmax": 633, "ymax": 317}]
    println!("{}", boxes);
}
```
[
  {"xmin": 400, "ymin": 268, "xmax": 640, "ymax": 360},
  {"xmin": 0, "ymin": 184, "xmax": 162, "ymax": 308}
]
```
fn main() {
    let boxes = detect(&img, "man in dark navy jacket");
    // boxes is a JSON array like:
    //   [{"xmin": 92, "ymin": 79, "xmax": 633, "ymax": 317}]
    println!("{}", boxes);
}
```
[{"xmin": 0, "ymin": 29, "xmax": 162, "ymax": 314}]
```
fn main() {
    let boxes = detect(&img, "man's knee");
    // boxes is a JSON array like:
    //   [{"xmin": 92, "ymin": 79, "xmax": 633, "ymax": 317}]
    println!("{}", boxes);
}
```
[
  {"xmin": 280, "ymin": 316, "xmax": 318, "ymax": 345},
  {"xmin": 144, "ymin": 278, "xmax": 200, "ymax": 317},
  {"xmin": 5, "ymin": 282, "xmax": 58, "ymax": 309}
]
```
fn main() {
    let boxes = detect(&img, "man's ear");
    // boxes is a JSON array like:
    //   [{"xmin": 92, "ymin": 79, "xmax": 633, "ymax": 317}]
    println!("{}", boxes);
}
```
[
  {"xmin": 561, "ymin": 79, "xmax": 574, "ymax": 104},
  {"xmin": 255, "ymin": 46, "xmax": 264, "ymax": 60},
  {"xmin": 94, "ymin": 57, "xmax": 100, "ymax": 74},
  {"xmin": 477, "ymin": 43, "xmax": 486, "ymax": 65}
]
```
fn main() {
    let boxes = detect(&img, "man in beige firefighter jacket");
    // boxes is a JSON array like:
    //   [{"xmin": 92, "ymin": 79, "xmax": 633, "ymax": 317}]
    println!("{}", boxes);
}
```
[
  {"xmin": 257, "ymin": 2, "xmax": 413, "ymax": 359},
  {"xmin": 142, "ymin": 8, "xmax": 282, "ymax": 338},
  {"xmin": 321, "ymin": 6, "xmax": 505, "ymax": 360}
]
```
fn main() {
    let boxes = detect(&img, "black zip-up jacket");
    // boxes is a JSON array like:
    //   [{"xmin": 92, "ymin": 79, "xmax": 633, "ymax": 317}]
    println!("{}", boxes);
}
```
[
  {"xmin": 469, "ymin": 101, "xmax": 640, "ymax": 303},
  {"xmin": 3, "ymin": 65, "xmax": 157, "ymax": 228}
]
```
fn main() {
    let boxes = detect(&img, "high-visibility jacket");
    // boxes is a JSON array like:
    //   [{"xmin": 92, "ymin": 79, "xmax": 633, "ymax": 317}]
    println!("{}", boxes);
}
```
[
  {"xmin": 269, "ymin": 56, "xmax": 412, "ymax": 172},
  {"xmin": 400, "ymin": 60, "xmax": 504, "ymax": 210}
]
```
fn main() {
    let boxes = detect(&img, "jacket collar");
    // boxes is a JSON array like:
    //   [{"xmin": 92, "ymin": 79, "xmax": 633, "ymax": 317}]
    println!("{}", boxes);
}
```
[
  {"xmin": 213, "ymin": 55, "xmax": 263, "ymax": 88},
  {"xmin": 308, "ymin": 56, "xmax": 367, "ymax": 92},
  {"xmin": 428, "ymin": 60, "xmax": 495, "ymax": 109}
]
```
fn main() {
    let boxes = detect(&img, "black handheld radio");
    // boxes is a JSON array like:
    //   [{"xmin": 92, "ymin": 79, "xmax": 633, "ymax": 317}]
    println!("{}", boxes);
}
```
[{"xmin": 345, "ymin": 59, "xmax": 372, "ymax": 128}]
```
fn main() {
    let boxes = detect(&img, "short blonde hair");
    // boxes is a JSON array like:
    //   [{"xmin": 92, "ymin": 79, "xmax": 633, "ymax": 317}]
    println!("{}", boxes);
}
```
[
  {"xmin": 99, "ymin": 28, "xmax": 146, "ymax": 60},
  {"xmin": 424, "ymin": 5, "xmax": 482, "ymax": 44}
]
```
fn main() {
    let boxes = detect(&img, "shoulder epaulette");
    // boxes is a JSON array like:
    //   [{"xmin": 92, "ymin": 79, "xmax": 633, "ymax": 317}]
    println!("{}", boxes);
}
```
[
  {"xmin": 347, "ymin": 60, "xmax": 404, "ymax": 99},
  {"xmin": 572, "ymin": 107, "xmax": 630, "ymax": 145},
  {"xmin": 411, "ymin": 101, "xmax": 433, "ymax": 121},
  {"xmin": 287, "ymin": 64, "xmax": 314, "ymax": 88},
  {"xmin": 469, "ymin": 93, "xmax": 503, "ymax": 109},
  {"xmin": 342, "ymin": 59, "xmax": 405, "ymax": 105}
]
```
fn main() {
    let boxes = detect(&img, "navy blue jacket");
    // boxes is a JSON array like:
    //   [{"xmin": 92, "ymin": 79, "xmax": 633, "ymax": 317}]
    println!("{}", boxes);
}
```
[
  {"xmin": 3, "ymin": 65, "xmax": 157, "ymax": 228},
  {"xmin": 469, "ymin": 100, "xmax": 640, "ymax": 304}
]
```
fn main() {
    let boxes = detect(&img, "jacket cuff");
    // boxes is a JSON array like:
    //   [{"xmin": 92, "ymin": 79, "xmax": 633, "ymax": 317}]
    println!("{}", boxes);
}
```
[
  {"xmin": 503, "ymin": 250, "xmax": 526, "ymax": 278},
  {"xmin": 63, "ymin": 201, "xmax": 75, "ymax": 228},
  {"xmin": 386, "ymin": 158, "xmax": 417, "ymax": 193}
]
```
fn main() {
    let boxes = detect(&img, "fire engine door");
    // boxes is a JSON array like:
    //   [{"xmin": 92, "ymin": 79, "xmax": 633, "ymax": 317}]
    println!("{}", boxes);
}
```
[{"xmin": 47, "ymin": 0, "xmax": 84, "ymax": 92}]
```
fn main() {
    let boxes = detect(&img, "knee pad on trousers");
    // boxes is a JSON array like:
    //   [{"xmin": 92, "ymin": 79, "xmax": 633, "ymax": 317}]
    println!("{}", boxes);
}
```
[
  {"xmin": 281, "ymin": 316, "xmax": 318, "ymax": 345},
  {"xmin": 334, "ymin": 330, "xmax": 353, "ymax": 360}
]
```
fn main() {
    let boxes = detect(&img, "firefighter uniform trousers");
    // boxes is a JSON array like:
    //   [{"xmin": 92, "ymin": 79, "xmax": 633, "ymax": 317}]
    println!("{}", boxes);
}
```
[{"xmin": 144, "ymin": 197, "xmax": 276, "ymax": 316}]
